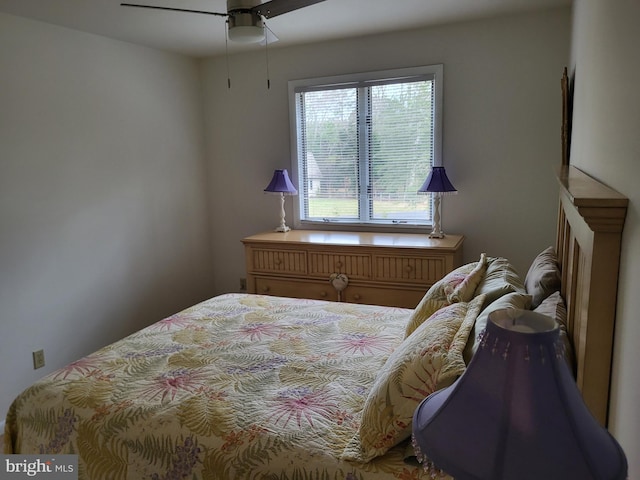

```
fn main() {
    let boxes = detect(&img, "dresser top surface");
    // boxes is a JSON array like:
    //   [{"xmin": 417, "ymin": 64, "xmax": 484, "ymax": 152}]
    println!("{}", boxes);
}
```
[{"xmin": 242, "ymin": 230, "xmax": 464, "ymax": 250}]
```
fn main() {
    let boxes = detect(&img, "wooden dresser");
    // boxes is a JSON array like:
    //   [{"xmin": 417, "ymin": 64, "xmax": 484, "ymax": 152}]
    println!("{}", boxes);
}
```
[{"xmin": 242, "ymin": 230, "xmax": 464, "ymax": 308}]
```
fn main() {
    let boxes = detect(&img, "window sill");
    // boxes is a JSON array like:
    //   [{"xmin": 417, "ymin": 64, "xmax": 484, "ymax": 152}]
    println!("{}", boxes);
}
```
[{"xmin": 294, "ymin": 220, "xmax": 432, "ymax": 234}]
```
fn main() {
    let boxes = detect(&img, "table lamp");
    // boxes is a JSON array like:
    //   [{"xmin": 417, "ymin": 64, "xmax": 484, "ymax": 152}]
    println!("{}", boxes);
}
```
[
  {"xmin": 417, "ymin": 166, "xmax": 457, "ymax": 238},
  {"xmin": 412, "ymin": 308, "xmax": 628, "ymax": 480},
  {"xmin": 264, "ymin": 169, "xmax": 298, "ymax": 232}
]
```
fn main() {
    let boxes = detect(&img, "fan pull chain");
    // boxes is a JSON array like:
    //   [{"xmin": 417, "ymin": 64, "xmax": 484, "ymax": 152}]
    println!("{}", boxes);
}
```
[
  {"xmin": 264, "ymin": 23, "xmax": 271, "ymax": 89},
  {"xmin": 225, "ymin": 19, "xmax": 231, "ymax": 89}
]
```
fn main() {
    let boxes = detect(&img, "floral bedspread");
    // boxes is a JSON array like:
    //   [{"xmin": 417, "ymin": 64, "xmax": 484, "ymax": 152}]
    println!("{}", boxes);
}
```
[{"xmin": 5, "ymin": 293, "xmax": 433, "ymax": 479}]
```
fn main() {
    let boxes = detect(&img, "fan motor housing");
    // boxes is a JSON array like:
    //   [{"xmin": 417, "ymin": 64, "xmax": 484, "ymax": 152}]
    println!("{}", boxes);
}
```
[{"xmin": 227, "ymin": 0, "xmax": 265, "ymax": 43}]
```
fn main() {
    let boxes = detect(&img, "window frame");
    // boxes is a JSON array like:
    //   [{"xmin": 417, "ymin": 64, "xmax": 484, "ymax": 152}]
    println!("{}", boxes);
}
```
[{"xmin": 288, "ymin": 64, "xmax": 444, "ymax": 230}]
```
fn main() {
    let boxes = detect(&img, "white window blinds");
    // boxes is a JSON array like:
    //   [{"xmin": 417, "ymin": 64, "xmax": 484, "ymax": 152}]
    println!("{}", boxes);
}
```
[{"xmin": 290, "ymin": 65, "xmax": 443, "ymax": 226}]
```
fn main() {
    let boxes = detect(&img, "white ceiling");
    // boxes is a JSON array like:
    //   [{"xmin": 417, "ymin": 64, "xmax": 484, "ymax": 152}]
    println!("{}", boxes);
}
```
[{"xmin": 0, "ymin": 0, "xmax": 571, "ymax": 58}]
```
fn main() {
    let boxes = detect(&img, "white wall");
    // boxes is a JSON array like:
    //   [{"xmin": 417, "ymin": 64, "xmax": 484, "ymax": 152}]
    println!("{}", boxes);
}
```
[
  {"xmin": 569, "ymin": 1, "xmax": 640, "ymax": 476},
  {"xmin": 202, "ymin": 8, "xmax": 571, "ymax": 293},
  {"xmin": 0, "ymin": 14, "xmax": 213, "ymax": 419}
]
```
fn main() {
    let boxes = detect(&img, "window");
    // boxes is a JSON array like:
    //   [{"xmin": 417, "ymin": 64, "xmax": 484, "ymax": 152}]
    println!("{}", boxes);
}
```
[{"xmin": 288, "ymin": 65, "xmax": 443, "ymax": 227}]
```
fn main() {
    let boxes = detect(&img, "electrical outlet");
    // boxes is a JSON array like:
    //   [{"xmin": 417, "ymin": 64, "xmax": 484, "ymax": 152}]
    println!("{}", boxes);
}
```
[
  {"xmin": 32, "ymin": 349, "xmax": 45, "ymax": 370},
  {"xmin": 240, "ymin": 278, "xmax": 247, "ymax": 292}
]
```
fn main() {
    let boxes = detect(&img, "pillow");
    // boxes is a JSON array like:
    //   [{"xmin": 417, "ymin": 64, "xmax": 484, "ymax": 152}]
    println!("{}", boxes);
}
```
[
  {"xmin": 474, "ymin": 256, "xmax": 526, "ymax": 307},
  {"xmin": 525, "ymin": 246, "xmax": 561, "ymax": 308},
  {"xmin": 404, "ymin": 257, "xmax": 485, "ymax": 338},
  {"xmin": 447, "ymin": 253, "xmax": 488, "ymax": 303},
  {"xmin": 343, "ymin": 294, "xmax": 486, "ymax": 462},
  {"xmin": 534, "ymin": 291, "xmax": 575, "ymax": 375},
  {"xmin": 462, "ymin": 292, "xmax": 532, "ymax": 364}
]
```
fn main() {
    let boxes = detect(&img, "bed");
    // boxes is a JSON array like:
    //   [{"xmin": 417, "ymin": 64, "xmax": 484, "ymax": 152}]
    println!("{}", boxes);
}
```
[{"xmin": 4, "ymin": 166, "xmax": 627, "ymax": 479}]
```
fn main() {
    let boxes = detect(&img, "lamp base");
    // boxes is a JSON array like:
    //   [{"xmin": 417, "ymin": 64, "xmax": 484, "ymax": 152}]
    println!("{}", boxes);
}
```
[
  {"xmin": 274, "ymin": 192, "xmax": 291, "ymax": 233},
  {"xmin": 429, "ymin": 193, "xmax": 445, "ymax": 239}
]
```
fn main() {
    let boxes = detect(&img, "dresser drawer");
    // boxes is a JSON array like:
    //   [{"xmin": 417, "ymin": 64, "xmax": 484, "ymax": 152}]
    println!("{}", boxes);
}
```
[
  {"xmin": 343, "ymin": 284, "xmax": 425, "ymax": 309},
  {"xmin": 373, "ymin": 255, "xmax": 448, "ymax": 285},
  {"xmin": 249, "ymin": 248, "xmax": 307, "ymax": 274},
  {"xmin": 308, "ymin": 252, "xmax": 371, "ymax": 280},
  {"xmin": 254, "ymin": 277, "xmax": 336, "ymax": 301}
]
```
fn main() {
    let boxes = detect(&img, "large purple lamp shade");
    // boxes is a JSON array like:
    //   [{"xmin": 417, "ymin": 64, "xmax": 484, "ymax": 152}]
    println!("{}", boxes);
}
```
[
  {"xmin": 417, "ymin": 166, "xmax": 457, "ymax": 238},
  {"xmin": 264, "ymin": 169, "xmax": 297, "ymax": 232},
  {"xmin": 412, "ymin": 309, "xmax": 628, "ymax": 480}
]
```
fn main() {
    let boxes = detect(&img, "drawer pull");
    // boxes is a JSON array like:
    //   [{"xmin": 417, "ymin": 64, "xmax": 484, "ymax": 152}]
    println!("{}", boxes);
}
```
[
  {"xmin": 405, "ymin": 265, "xmax": 414, "ymax": 272},
  {"xmin": 262, "ymin": 285, "xmax": 271, "ymax": 293},
  {"xmin": 320, "ymin": 291, "xmax": 327, "ymax": 298},
  {"xmin": 353, "ymin": 294, "xmax": 361, "ymax": 300},
  {"xmin": 274, "ymin": 258, "xmax": 283, "ymax": 266},
  {"xmin": 335, "ymin": 261, "xmax": 343, "ymax": 268}
]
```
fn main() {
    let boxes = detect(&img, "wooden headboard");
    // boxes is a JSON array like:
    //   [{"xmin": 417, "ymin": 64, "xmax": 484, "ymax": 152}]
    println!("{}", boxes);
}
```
[{"xmin": 555, "ymin": 166, "xmax": 628, "ymax": 426}]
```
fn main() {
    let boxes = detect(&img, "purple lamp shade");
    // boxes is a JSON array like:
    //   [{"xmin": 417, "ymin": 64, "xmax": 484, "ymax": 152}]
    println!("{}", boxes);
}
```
[
  {"xmin": 418, "ymin": 166, "xmax": 457, "ymax": 194},
  {"xmin": 264, "ymin": 169, "xmax": 298, "ymax": 195},
  {"xmin": 412, "ymin": 309, "xmax": 627, "ymax": 480}
]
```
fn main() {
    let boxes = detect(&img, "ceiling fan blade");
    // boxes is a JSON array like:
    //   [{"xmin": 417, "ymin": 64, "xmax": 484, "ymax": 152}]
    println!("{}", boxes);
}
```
[
  {"xmin": 252, "ymin": 0, "xmax": 326, "ymax": 19},
  {"xmin": 120, "ymin": 3, "xmax": 228, "ymax": 18},
  {"xmin": 261, "ymin": 24, "xmax": 280, "ymax": 45}
]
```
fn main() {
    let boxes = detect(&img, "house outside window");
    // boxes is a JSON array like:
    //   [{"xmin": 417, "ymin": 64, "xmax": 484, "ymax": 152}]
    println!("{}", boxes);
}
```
[{"xmin": 288, "ymin": 64, "xmax": 443, "ymax": 228}]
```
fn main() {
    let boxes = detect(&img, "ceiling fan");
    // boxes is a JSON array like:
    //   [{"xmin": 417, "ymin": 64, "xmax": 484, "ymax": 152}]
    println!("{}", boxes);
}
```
[{"xmin": 121, "ymin": 0, "xmax": 327, "ymax": 44}]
